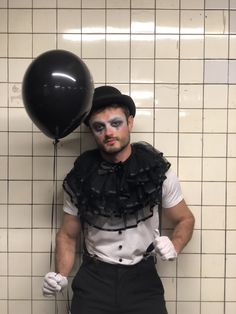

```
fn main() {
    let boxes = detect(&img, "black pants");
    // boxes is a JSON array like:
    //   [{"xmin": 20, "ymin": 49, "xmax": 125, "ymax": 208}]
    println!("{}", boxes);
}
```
[{"xmin": 71, "ymin": 255, "xmax": 168, "ymax": 314}]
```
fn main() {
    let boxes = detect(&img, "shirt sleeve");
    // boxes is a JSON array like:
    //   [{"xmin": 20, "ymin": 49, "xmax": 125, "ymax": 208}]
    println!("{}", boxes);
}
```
[
  {"xmin": 162, "ymin": 168, "xmax": 183, "ymax": 208},
  {"xmin": 63, "ymin": 191, "xmax": 78, "ymax": 216}
]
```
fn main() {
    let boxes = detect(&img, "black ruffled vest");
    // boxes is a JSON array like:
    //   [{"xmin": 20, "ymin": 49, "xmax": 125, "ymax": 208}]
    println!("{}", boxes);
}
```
[{"xmin": 63, "ymin": 142, "xmax": 170, "ymax": 231}]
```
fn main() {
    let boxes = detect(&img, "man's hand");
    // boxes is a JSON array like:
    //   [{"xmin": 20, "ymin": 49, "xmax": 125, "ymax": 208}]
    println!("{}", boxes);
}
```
[
  {"xmin": 42, "ymin": 272, "xmax": 68, "ymax": 297},
  {"xmin": 153, "ymin": 229, "xmax": 177, "ymax": 261}
]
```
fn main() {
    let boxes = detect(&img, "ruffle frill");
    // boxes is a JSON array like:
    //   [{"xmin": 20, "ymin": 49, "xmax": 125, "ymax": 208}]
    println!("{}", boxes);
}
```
[{"xmin": 63, "ymin": 142, "xmax": 170, "ymax": 231}]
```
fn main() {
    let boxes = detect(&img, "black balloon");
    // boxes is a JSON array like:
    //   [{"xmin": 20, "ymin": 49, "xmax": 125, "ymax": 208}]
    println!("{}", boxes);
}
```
[{"xmin": 22, "ymin": 50, "xmax": 94, "ymax": 139}]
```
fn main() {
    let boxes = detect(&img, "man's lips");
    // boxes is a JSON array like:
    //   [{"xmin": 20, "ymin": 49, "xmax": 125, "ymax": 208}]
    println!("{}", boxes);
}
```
[{"xmin": 104, "ymin": 138, "xmax": 117, "ymax": 145}]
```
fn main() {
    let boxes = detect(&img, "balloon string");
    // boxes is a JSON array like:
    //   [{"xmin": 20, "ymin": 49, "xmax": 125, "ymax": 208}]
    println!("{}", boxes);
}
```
[
  {"xmin": 67, "ymin": 289, "xmax": 71, "ymax": 314},
  {"xmin": 51, "ymin": 139, "xmax": 71, "ymax": 314},
  {"xmin": 50, "ymin": 139, "xmax": 59, "ymax": 270}
]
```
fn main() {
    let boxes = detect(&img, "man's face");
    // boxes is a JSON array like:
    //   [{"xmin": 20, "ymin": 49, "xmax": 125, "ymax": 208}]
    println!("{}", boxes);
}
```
[{"xmin": 89, "ymin": 107, "xmax": 133, "ymax": 157}]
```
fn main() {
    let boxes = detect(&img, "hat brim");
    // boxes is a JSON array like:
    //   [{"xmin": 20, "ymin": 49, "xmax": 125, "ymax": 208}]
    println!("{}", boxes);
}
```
[{"xmin": 84, "ymin": 94, "xmax": 136, "ymax": 126}]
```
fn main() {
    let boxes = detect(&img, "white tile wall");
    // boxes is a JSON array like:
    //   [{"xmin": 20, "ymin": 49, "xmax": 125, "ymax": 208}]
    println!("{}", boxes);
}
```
[{"xmin": 0, "ymin": 1, "xmax": 236, "ymax": 314}]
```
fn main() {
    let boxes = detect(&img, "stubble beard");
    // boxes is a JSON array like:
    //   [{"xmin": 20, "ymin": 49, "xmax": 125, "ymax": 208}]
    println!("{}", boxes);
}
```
[{"xmin": 98, "ymin": 135, "xmax": 130, "ymax": 156}]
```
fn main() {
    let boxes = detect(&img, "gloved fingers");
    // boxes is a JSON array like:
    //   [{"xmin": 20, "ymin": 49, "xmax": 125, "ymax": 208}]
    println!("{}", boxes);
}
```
[
  {"xmin": 42, "ymin": 283, "xmax": 59, "ymax": 297},
  {"xmin": 43, "ymin": 293, "xmax": 55, "ymax": 297},
  {"xmin": 160, "ymin": 255, "xmax": 169, "ymax": 261},
  {"xmin": 54, "ymin": 273, "xmax": 64, "ymax": 283},
  {"xmin": 43, "ymin": 287, "xmax": 57, "ymax": 297},
  {"xmin": 55, "ymin": 274, "xmax": 68, "ymax": 288},
  {"xmin": 43, "ymin": 280, "xmax": 61, "ymax": 291},
  {"xmin": 44, "ymin": 277, "xmax": 59, "ymax": 289},
  {"xmin": 154, "ymin": 235, "xmax": 177, "ymax": 261},
  {"xmin": 43, "ymin": 291, "xmax": 56, "ymax": 297},
  {"xmin": 159, "ymin": 246, "xmax": 172, "ymax": 256},
  {"xmin": 42, "ymin": 272, "xmax": 68, "ymax": 298},
  {"xmin": 156, "ymin": 241, "xmax": 168, "ymax": 251},
  {"xmin": 154, "ymin": 236, "xmax": 170, "ymax": 250},
  {"xmin": 44, "ymin": 272, "xmax": 58, "ymax": 284},
  {"xmin": 160, "ymin": 251, "xmax": 177, "ymax": 261},
  {"xmin": 44, "ymin": 272, "xmax": 68, "ymax": 289}
]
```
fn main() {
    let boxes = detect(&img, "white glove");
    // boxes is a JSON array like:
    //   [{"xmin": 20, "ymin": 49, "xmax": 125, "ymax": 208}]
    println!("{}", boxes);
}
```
[
  {"xmin": 42, "ymin": 272, "xmax": 68, "ymax": 297},
  {"xmin": 153, "ymin": 229, "xmax": 177, "ymax": 261}
]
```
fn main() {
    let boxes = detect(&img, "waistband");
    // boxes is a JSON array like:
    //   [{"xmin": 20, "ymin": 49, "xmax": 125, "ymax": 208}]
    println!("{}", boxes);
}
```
[{"xmin": 82, "ymin": 253, "xmax": 156, "ymax": 269}]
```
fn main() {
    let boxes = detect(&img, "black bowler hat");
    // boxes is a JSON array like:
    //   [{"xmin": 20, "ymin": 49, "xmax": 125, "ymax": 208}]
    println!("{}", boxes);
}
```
[{"xmin": 84, "ymin": 85, "xmax": 136, "ymax": 126}]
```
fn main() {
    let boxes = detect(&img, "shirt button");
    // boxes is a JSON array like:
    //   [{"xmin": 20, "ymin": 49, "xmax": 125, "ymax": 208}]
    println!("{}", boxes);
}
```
[
  {"xmin": 118, "ymin": 245, "xmax": 122, "ymax": 250},
  {"xmin": 119, "ymin": 258, "xmax": 123, "ymax": 262}
]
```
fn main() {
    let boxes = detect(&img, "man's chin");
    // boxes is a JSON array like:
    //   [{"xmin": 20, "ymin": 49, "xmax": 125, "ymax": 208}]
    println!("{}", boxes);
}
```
[
  {"xmin": 101, "ymin": 142, "xmax": 128, "ymax": 155},
  {"xmin": 97, "ymin": 138, "xmax": 130, "ymax": 156},
  {"xmin": 103, "ymin": 146, "xmax": 121, "ymax": 155}
]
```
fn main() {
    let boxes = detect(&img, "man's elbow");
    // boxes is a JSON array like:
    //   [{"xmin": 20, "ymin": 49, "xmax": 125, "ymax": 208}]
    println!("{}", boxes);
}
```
[
  {"xmin": 185, "ymin": 212, "xmax": 195, "ymax": 239},
  {"xmin": 56, "ymin": 229, "xmax": 77, "ymax": 245},
  {"xmin": 188, "ymin": 212, "xmax": 195, "ymax": 228}
]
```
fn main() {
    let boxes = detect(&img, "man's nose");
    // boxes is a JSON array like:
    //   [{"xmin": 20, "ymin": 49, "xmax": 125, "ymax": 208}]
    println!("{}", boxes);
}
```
[{"xmin": 104, "ymin": 125, "xmax": 114, "ymax": 136}]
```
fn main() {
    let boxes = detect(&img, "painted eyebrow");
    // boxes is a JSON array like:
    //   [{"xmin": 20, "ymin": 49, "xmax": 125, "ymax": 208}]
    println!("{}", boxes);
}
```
[
  {"xmin": 91, "ymin": 116, "xmax": 124, "ymax": 125},
  {"xmin": 92, "ymin": 121, "xmax": 105, "ymax": 125},
  {"xmin": 108, "ymin": 117, "xmax": 124, "ymax": 123},
  {"xmin": 91, "ymin": 121, "xmax": 105, "ymax": 128}
]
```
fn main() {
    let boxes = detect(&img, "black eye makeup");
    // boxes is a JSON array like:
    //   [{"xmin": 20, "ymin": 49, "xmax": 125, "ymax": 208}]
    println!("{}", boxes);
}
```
[
  {"xmin": 91, "ymin": 116, "xmax": 125, "ymax": 134},
  {"xmin": 91, "ymin": 122, "xmax": 105, "ymax": 133},
  {"xmin": 110, "ymin": 119, "xmax": 123, "ymax": 128}
]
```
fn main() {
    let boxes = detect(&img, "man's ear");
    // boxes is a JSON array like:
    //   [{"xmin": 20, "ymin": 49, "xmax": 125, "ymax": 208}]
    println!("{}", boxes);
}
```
[{"xmin": 128, "ymin": 115, "xmax": 134, "ymax": 131}]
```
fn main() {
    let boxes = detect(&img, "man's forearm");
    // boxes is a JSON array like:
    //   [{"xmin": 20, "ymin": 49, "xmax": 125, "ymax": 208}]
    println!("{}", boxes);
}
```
[
  {"xmin": 55, "ymin": 230, "xmax": 77, "ymax": 277},
  {"xmin": 171, "ymin": 216, "xmax": 195, "ymax": 254}
]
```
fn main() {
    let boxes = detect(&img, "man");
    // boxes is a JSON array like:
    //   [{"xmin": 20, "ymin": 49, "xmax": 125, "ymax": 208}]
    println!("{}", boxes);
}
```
[{"xmin": 42, "ymin": 86, "xmax": 195, "ymax": 314}]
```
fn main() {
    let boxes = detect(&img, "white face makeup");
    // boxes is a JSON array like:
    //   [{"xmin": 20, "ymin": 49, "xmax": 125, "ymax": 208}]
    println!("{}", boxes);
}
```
[
  {"xmin": 89, "ymin": 107, "xmax": 133, "ymax": 162},
  {"xmin": 91, "ymin": 116, "xmax": 126, "ymax": 134}
]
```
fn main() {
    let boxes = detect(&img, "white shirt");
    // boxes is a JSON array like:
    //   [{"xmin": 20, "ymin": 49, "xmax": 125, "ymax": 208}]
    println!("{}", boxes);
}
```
[{"xmin": 63, "ymin": 168, "xmax": 183, "ymax": 265}]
